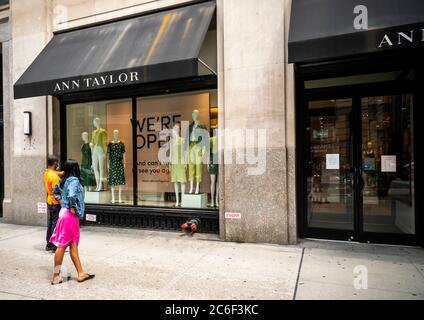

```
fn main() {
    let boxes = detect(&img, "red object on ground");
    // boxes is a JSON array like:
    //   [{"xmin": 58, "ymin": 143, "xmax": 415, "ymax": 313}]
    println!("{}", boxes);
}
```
[{"xmin": 181, "ymin": 219, "xmax": 200, "ymax": 235}]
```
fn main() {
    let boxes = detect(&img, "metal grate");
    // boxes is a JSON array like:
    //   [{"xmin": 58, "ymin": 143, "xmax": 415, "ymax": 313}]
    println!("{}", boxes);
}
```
[{"xmin": 82, "ymin": 205, "xmax": 219, "ymax": 234}]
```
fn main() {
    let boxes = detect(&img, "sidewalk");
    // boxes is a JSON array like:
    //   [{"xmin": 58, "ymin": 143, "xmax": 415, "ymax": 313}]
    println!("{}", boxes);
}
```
[{"xmin": 0, "ymin": 223, "xmax": 423, "ymax": 300}]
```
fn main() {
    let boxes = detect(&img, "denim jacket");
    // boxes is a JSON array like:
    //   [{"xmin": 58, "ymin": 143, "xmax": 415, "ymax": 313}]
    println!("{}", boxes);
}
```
[{"xmin": 53, "ymin": 176, "xmax": 85, "ymax": 219}]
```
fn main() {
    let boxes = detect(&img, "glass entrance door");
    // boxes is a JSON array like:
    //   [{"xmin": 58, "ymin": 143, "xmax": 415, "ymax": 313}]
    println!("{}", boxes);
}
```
[
  {"xmin": 361, "ymin": 95, "xmax": 415, "ymax": 235},
  {"xmin": 304, "ymin": 93, "xmax": 417, "ymax": 243},
  {"xmin": 306, "ymin": 99, "xmax": 355, "ymax": 232}
]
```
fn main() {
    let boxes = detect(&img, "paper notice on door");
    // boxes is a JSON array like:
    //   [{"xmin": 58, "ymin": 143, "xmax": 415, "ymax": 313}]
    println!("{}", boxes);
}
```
[
  {"xmin": 381, "ymin": 155, "xmax": 397, "ymax": 173},
  {"xmin": 326, "ymin": 154, "xmax": 340, "ymax": 170}
]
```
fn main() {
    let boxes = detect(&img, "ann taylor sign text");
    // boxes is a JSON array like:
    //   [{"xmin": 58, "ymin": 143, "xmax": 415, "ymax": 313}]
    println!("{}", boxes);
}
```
[
  {"xmin": 53, "ymin": 71, "xmax": 141, "ymax": 93},
  {"xmin": 379, "ymin": 29, "xmax": 424, "ymax": 48}
]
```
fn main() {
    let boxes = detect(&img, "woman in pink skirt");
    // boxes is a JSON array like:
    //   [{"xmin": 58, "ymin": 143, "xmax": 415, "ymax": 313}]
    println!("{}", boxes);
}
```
[{"xmin": 50, "ymin": 160, "xmax": 95, "ymax": 285}]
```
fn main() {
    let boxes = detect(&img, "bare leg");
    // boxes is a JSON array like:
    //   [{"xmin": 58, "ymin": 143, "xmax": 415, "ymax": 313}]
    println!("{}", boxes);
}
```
[
  {"xmin": 174, "ymin": 182, "xmax": 180, "ymax": 206},
  {"xmin": 180, "ymin": 183, "xmax": 186, "ymax": 207},
  {"xmin": 69, "ymin": 242, "xmax": 90, "ymax": 281},
  {"xmin": 51, "ymin": 247, "xmax": 66, "ymax": 283},
  {"xmin": 98, "ymin": 153, "xmax": 105, "ymax": 191},
  {"xmin": 92, "ymin": 156, "xmax": 100, "ymax": 191},
  {"xmin": 195, "ymin": 154, "xmax": 201, "ymax": 194},
  {"xmin": 210, "ymin": 175, "xmax": 216, "ymax": 207},
  {"xmin": 118, "ymin": 186, "xmax": 123, "ymax": 203},
  {"xmin": 111, "ymin": 186, "xmax": 115, "ymax": 204}
]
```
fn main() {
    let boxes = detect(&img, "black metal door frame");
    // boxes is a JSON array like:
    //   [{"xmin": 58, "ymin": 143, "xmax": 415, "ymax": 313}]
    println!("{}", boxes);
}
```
[{"xmin": 295, "ymin": 51, "xmax": 424, "ymax": 246}]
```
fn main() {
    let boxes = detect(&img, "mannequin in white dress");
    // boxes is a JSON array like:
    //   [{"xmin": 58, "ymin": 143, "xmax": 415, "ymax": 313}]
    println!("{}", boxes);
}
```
[
  {"xmin": 169, "ymin": 124, "xmax": 186, "ymax": 207},
  {"xmin": 91, "ymin": 118, "xmax": 107, "ymax": 192}
]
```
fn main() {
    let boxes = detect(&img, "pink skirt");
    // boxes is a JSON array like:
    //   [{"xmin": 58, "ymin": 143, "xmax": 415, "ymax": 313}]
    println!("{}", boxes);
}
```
[{"xmin": 49, "ymin": 208, "xmax": 80, "ymax": 248}]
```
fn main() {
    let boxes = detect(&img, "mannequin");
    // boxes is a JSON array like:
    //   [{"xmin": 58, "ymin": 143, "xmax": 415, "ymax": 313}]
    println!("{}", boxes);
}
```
[
  {"xmin": 91, "ymin": 118, "xmax": 107, "ymax": 192},
  {"xmin": 108, "ymin": 129, "xmax": 126, "ymax": 204},
  {"xmin": 81, "ymin": 132, "xmax": 95, "ymax": 192},
  {"xmin": 208, "ymin": 132, "xmax": 219, "ymax": 207},
  {"xmin": 169, "ymin": 124, "xmax": 186, "ymax": 207},
  {"xmin": 184, "ymin": 110, "xmax": 207, "ymax": 194}
]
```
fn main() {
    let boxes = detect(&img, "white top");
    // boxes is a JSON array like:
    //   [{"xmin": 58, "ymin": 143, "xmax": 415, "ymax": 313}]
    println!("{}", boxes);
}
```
[{"xmin": 190, "ymin": 123, "xmax": 199, "ymax": 142}]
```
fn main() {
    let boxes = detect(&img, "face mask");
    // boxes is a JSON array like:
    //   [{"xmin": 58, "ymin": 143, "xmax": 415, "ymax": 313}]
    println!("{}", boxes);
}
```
[{"xmin": 56, "ymin": 163, "xmax": 60, "ymax": 171}]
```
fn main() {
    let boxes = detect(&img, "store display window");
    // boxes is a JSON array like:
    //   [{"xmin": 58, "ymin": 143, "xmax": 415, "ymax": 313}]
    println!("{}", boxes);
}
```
[
  {"xmin": 136, "ymin": 90, "xmax": 218, "ymax": 209},
  {"xmin": 65, "ymin": 90, "xmax": 218, "ymax": 210},
  {"xmin": 66, "ymin": 99, "xmax": 133, "ymax": 205}
]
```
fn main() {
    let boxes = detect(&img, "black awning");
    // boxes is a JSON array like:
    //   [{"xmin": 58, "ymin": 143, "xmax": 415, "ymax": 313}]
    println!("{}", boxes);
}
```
[
  {"xmin": 14, "ymin": 1, "xmax": 216, "ymax": 99},
  {"xmin": 288, "ymin": 0, "xmax": 424, "ymax": 64}
]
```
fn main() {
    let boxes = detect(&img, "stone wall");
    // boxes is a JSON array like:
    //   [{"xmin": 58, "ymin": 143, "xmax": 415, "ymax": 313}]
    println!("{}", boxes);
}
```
[
  {"xmin": 3, "ymin": 0, "xmax": 51, "ymax": 226},
  {"xmin": 217, "ymin": 0, "xmax": 296, "ymax": 244},
  {"xmin": 51, "ymin": 0, "xmax": 196, "ymax": 31}
]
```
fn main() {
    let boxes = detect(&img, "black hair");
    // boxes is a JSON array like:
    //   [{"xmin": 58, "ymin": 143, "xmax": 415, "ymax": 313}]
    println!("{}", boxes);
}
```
[
  {"xmin": 60, "ymin": 160, "xmax": 81, "ymax": 188},
  {"xmin": 47, "ymin": 155, "xmax": 59, "ymax": 168}
]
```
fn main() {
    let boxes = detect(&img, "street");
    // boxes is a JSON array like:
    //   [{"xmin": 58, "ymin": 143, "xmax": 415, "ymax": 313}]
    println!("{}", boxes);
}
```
[{"xmin": 0, "ymin": 222, "xmax": 423, "ymax": 300}]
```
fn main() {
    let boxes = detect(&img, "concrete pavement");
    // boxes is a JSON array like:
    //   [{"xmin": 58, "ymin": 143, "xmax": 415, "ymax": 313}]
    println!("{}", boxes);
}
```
[{"xmin": 0, "ymin": 222, "xmax": 423, "ymax": 300}]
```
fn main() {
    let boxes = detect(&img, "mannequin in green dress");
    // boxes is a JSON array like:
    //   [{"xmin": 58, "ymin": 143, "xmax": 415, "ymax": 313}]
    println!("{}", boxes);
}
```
[
  {"xmin": 81, "ymin": 132, "xmax": 95, "ymax": 192},
  {"xmin": 107, "ymin": 130, "xmax": 126, "ymax": 204}
]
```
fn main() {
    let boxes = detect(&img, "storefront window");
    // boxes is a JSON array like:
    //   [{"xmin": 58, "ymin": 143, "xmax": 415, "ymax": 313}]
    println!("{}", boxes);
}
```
[
  {"xmin": 66, "ymin": 90, "xmax": 219, "ymax": 210},
  {"xmin": 136, "ymin": 90, "xmax": 218, "ymax": 209},
  {"xmin": 66, "ymin": 99, "xmax": 133, "ymax": 205}
]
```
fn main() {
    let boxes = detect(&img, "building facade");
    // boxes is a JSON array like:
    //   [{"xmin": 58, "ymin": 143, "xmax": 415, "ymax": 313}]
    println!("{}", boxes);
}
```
[
  {"xmin": 2, "ymin": 0, "xmax": 297, "ymax": 245},
  {"xmin": 1, "ymin": 0, "xmax": 423, "ymax": 247}
]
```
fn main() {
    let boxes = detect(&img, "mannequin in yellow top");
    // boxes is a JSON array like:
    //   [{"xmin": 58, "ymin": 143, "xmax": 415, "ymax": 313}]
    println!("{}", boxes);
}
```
[
  {"xmin": 91, "ymin": 117, "xmax": 108, "ymax": 192},
  {"xmin": 184, "ymin": 110, "xmax": 207, "ymax": 194}
]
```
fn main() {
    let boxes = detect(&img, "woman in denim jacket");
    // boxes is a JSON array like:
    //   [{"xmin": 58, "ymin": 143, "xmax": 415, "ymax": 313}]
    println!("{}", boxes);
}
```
[{"xmin": 50, "ymin": 160, "xmax": 95, "ymax": 285}]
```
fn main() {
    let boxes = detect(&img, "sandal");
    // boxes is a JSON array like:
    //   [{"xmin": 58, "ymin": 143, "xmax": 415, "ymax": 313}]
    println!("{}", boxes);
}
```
[
  {"xmin": 78, "ymin": 274, "xmax": 95, "ymax": 283},
  {"xmin": 51, "ymin": 275, "xmax": 63, "ymax": 285}
]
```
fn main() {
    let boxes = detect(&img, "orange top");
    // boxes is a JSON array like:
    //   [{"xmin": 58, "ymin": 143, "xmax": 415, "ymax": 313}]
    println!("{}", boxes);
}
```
[{"xmin": 44, "ymin": 169, "xmax": 63, "ymax": 205}]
